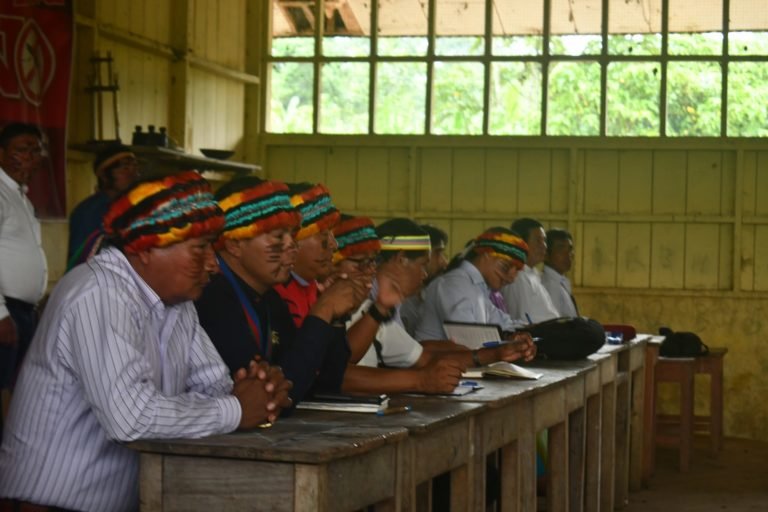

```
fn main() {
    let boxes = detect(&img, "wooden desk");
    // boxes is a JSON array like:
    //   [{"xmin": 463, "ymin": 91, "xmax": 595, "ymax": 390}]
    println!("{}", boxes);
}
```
[
  {"xmin": 453, "ymin": 360, "xmax": 595, "ymax": 512},
  {"xmin": 131, "ymin": 420, "xmax": 408, "ymax": 511},
  {"xmin": 294, "ymin": 398, "xmax": 486, "ymax": 512}
]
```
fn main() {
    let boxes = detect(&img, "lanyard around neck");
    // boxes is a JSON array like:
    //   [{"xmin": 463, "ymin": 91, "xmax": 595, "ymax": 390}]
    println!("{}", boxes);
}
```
[{"xmin": 217, "ymin": 256, "xmax": 271, "ymax": 360}]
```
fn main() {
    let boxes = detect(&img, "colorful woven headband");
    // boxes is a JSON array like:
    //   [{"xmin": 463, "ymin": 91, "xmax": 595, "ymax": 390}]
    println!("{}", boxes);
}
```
[
  {"xmin": 103, "ymin": 171, "xmax": 224, "ymax": 253},
  {"xmin": 332, "ymin": 215, "xmax": 382, "ymax": 263},
  {"xmin": 473, "ymin": 231, "xmax": 528, "ymax": 269},
  {"xmin": 379, "ymin": 235, "xmax": 431, "ymax": 252},
  {"xmin": 216, "ymin": 178, "xmax": 301, "ymax": 242},
  {"xmin": 96, "ymin": 151, "xmax": 135, "ymax": 176},
  {"xmin": 290, "ymin": 183, "xmax": 340, "ymax": 241}
]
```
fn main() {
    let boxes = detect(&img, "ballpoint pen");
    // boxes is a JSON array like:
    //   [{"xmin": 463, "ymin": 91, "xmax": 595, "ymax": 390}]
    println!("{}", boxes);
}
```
[{"xmin": 377, "ymin": 405, "xmax": 412, "ymax": 416}]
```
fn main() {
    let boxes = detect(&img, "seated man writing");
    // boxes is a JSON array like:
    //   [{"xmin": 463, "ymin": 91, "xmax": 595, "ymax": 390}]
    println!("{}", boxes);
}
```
[{"xmin": 0, "ymin": 171, "xmax": 291, "ymax": 512}]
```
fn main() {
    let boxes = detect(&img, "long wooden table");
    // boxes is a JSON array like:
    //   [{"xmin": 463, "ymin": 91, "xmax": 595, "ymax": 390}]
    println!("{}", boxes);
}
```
[{"xmin": 131, "ymin": 338, "xmax": 648, "ymax": 512}]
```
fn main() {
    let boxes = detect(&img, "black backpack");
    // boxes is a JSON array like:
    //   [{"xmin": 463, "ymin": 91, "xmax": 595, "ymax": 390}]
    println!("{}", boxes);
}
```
[
  {"xmin": 523, "ymin": 317, "xmax": 606, "ymax": 360},
  {"xmin": 659, "ymin": 327, "xmax": 709, "ymax": 357}
]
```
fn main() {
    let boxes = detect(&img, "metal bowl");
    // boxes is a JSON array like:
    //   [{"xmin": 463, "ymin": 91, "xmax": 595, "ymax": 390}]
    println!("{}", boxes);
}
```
[{"xmin": 200, "ymin": 148, "xmax": 235, "ymax": 160}]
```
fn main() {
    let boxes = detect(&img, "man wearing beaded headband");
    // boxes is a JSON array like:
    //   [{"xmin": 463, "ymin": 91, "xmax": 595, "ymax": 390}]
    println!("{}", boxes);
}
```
[
  {"xmin": 273, "ymin": 182, "xmax": 366, "ymax": 327},
  {"xmin": 415, "ymin": 227, "xmax": 536, "ymax": 355},
  {"xmin": 196, "ymin": 177, "xmax": 367, "ymax": 404},
  {"xmin": 66, "ymin": 143, "xmax": 140, "ymax": 270},
  {"xmin": 0, "ymin": 172, "xmax": 291, "ymax": 512},
  {"xmin": 335, "ymin": 219, "xmax": 534, "ymax": 395}
]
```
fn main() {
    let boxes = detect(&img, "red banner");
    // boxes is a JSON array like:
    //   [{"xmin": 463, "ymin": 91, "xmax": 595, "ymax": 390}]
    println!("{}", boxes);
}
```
[{"xmin": 0, "ymin": 0, "xmax": 72, "ymax": 217}]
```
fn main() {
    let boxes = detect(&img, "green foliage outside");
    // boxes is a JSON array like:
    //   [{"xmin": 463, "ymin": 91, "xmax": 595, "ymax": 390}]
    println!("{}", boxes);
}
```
[{"xmin": 269, "ymin": 32, "xmax": 768, "ymax": 137}]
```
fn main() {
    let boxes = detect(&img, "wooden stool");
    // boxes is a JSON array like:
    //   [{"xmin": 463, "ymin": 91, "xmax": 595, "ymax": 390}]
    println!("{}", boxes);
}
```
[
  {"xmin": 654, "ymin": 357, "xmax": 696, "ymax": 472},
  {"xmin": 692, "ymin": 348, "xmax": 728, "ymax": 453}
]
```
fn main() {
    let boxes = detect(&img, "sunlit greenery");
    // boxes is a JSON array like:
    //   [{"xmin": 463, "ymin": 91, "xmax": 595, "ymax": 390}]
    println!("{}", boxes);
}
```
[{"xmin": 268, "ymin": 32, "xmax": 768, "ymax": 137}]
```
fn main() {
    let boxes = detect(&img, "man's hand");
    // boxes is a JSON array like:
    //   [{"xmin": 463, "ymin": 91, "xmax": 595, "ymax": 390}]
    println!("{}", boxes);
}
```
[
  {"xmin": 501, "ymin": 332, "xmax": 537, "ymax": 362},
  {"xmin": 418, "ymin": 358, "xmax": 465, "ymax": 394},
  {"xmin": 233, "ymin": 359, "xmax": 294, "ymax": 427},
  {"xmin": 0, "ymin": 316, "xmax": 18, "ymax": 346},
  {"xmin": 232, "ymin": 375, "xmax": 272, "ymax": 429},
  {"xmin": 262, "ymin": 365, "xmax": 293, "ymax": 423},
  {"xmin": 375, "ymin": 266, "xmax": 407, "ymax": 310},
  {"xmin": 311, "ymin": 275, "xmax": 371, "ymax": 321}
]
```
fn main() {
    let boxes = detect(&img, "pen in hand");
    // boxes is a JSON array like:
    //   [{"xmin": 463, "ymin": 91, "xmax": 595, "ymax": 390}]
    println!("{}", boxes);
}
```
[{"xmin": 377, "ymin": 405, "xmax": 412, "ymax": 416}]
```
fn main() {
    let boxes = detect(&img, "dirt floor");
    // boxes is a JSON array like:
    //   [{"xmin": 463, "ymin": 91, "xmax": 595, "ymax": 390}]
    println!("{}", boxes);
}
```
[{"xmin": 624, "ymin": 436, "xmax": 768, "ymax": 511}]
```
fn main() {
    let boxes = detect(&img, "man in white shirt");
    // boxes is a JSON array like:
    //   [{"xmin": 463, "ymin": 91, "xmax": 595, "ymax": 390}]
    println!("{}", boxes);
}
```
[
  {"xmin": 0, "ymin": 171, "xmax": 292, "ymax": 512},
  {"xmin": 0, "ymin": 123, "xmax": 47, "ymax": 407},
  {"xmin": 541, "ymin": 228, "xmax": 579, "ymax": 317},
  {"xmin": 501, "ymin": 217, "xmax": 560, "ymax": 323},
  {"xmin": 400, "ymin": 224, "xmax": 448, "ymax": 336}
]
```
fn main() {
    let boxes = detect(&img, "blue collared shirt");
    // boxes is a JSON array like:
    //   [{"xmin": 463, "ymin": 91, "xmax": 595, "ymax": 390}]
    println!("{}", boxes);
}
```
[{"xmin": 414, "ymin": 260, "xmax": 525, "ymax": 340}]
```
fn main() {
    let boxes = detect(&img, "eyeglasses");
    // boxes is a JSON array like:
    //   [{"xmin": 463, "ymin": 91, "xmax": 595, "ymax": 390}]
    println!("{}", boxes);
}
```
[{"xmin": 346, "ymin": 256, "xmax": 377, "ymax": 269}]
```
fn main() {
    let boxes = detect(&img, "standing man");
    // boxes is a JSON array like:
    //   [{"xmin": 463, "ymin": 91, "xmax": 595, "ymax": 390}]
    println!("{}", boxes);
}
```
[
  {"xmin": 67, "ymin": 144, "xmax": 140, "ymax": 269},
  {"xmin": 501, "ymin": 217, "xmax": 560, "ymax": 323},
  {"xmin": 542, "ymin": 228, "xmax": 579, "ymax": 317},
  {"xmin": 0, "ymin": 123, "xmax": 47, "ymax": 427},
  {"xmin": 0, "ymin": 171, "xmax": 291, "ymax": 512}
]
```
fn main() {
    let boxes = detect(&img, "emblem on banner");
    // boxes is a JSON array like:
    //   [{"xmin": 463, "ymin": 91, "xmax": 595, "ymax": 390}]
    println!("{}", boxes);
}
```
[{"xmin": 15, "ymin": 19, "xmax": 55, "ymax": 106}]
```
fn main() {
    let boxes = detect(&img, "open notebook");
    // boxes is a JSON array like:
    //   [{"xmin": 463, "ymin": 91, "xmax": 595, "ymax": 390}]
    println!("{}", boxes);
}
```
[
  {"xmin": 443, "ymin": 321, "xmax": 504, "ymax": 349},
  {"xmin": 463, "ymin": 361, "xmax": 543, "ymax": 380}
]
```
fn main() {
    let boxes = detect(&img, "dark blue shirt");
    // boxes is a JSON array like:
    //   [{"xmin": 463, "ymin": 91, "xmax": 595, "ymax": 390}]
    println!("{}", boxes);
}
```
[{"xmin": 67, "ymin": 191, "xmax": 110, "ymax": 269}]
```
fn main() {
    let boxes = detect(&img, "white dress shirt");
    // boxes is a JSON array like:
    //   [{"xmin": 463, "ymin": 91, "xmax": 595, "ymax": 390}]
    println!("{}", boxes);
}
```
[
  {"xmin": 347, "ymin": 277, "xmax": 425, "ymax": 368},
  {"xmin": 541, "ymin": 264, "xmax": 578, "ymax": 317},
  {"xmin": 501, "ymin": 264, "xmax": 560, "ymax": 323},
  {"xmin": 414, "ymin": 260, "xmax": 525, "ymax": 341},
  {"xmin": 0, "ymin": 167, "xmax": 47, "ymax": 318},
  {"xmin": 0, "ymin": 247, "xmax": 241, "ymax": 512}
]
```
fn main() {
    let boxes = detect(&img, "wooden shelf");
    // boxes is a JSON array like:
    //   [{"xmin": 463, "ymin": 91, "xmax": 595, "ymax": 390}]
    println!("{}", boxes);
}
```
[{"xmin": 69, "ymin": 143, "xmax": 260, "ymax": 175}]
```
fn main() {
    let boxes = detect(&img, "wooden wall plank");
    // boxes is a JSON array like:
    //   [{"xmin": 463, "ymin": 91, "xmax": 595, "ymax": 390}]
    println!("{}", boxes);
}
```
[
  {"xmin": 720, "ymin": 152, "xmax": 736, "ymax": 215},
  {"xmin": 618, "ymin": 151, "xmax": 653, "ymax": 214},
  {"xmin": 485, "ymin": 149, "xmax": 519, "ymax": 213},
  {"xmin": 719, "ymin": 224, "xmax": 734, "ymax": 290},
  {"xmin": 652, "ymin": 151, "xmax": 687, "ymax": 214},
  {"xmin": 756, "ymin": 152, "xmax": 768, "ymax": 216},
  {"xmin": 419, "ymin": 149, "xmax": 453, "ymax": 212},
  {"xmin": 616, "ymin": 223, "xmax": 651, "ymax": 288},
  {"xmin": 755, "ymin": 226, "xmax": 768, "ymax": 291},
  {"xmin": 583, "ymin": 150, "xmax": 619, "ymax": 214},
  {"xmin": 356, "ymin": 148, "xmax": 391, "ymax": 211},
  {"xmin": 550, "ymin": 150, "xmax": 570, "ymax": 215},
  {"xmin": 687, "ymin": 151, "xmax": 723, "ymax": 215},
  {"xmin": 324, "ymin": 147, "xmax": 358, "ymax": 212},
  {"xmin": 452, "ymin": 149, "xmax": 486, "ymax": 213},
  {"xmin": 742, "ymin": 151, "xmax": 757, "ymax": 216},
  {"xmin": 650, "ymin": 224, "xmax": 685, "ymax": 289},
  {"xmin": 582, "ymin": 222, "xmax": 617, "ymax": 287},
  {"xmin": 518, "ymin": 150, "xmax": 552, "ymax": 213},
  {"xmin": 293, "ymin": 148, "xmax": 328, "ymax": 184},
  {"xmin": 741, "ymin": 225, "xmax": 756, "ymax": 291},
  {"xmin": 684, "ymin": 224, "xmax": 720, "ymax": 289},
  {"xmin": 387, "ymin": 148, "xmax": 411, "ymax": 212},
  {"xmin": 452, "ymin": 220, "xmax": 486, "ymax": 256},
  {"xmin": 266, "ymin": 147, "xmax": 297, "ymax": 182}
]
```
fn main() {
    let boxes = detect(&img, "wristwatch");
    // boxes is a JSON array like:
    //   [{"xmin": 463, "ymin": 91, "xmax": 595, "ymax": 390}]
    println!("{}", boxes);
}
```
[
  {"xmin": 366, "ymin": 303, "xmax": 395, "ymax": 324},
  {"xmin": 471, "ymin": 349, "xmax": 482, "ymax": 367}
]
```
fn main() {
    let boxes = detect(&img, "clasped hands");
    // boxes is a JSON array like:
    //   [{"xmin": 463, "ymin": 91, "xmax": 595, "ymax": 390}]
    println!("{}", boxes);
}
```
[{"xmin": 232, "ymin": 357, "xmax": 293, "ymax": 429}]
